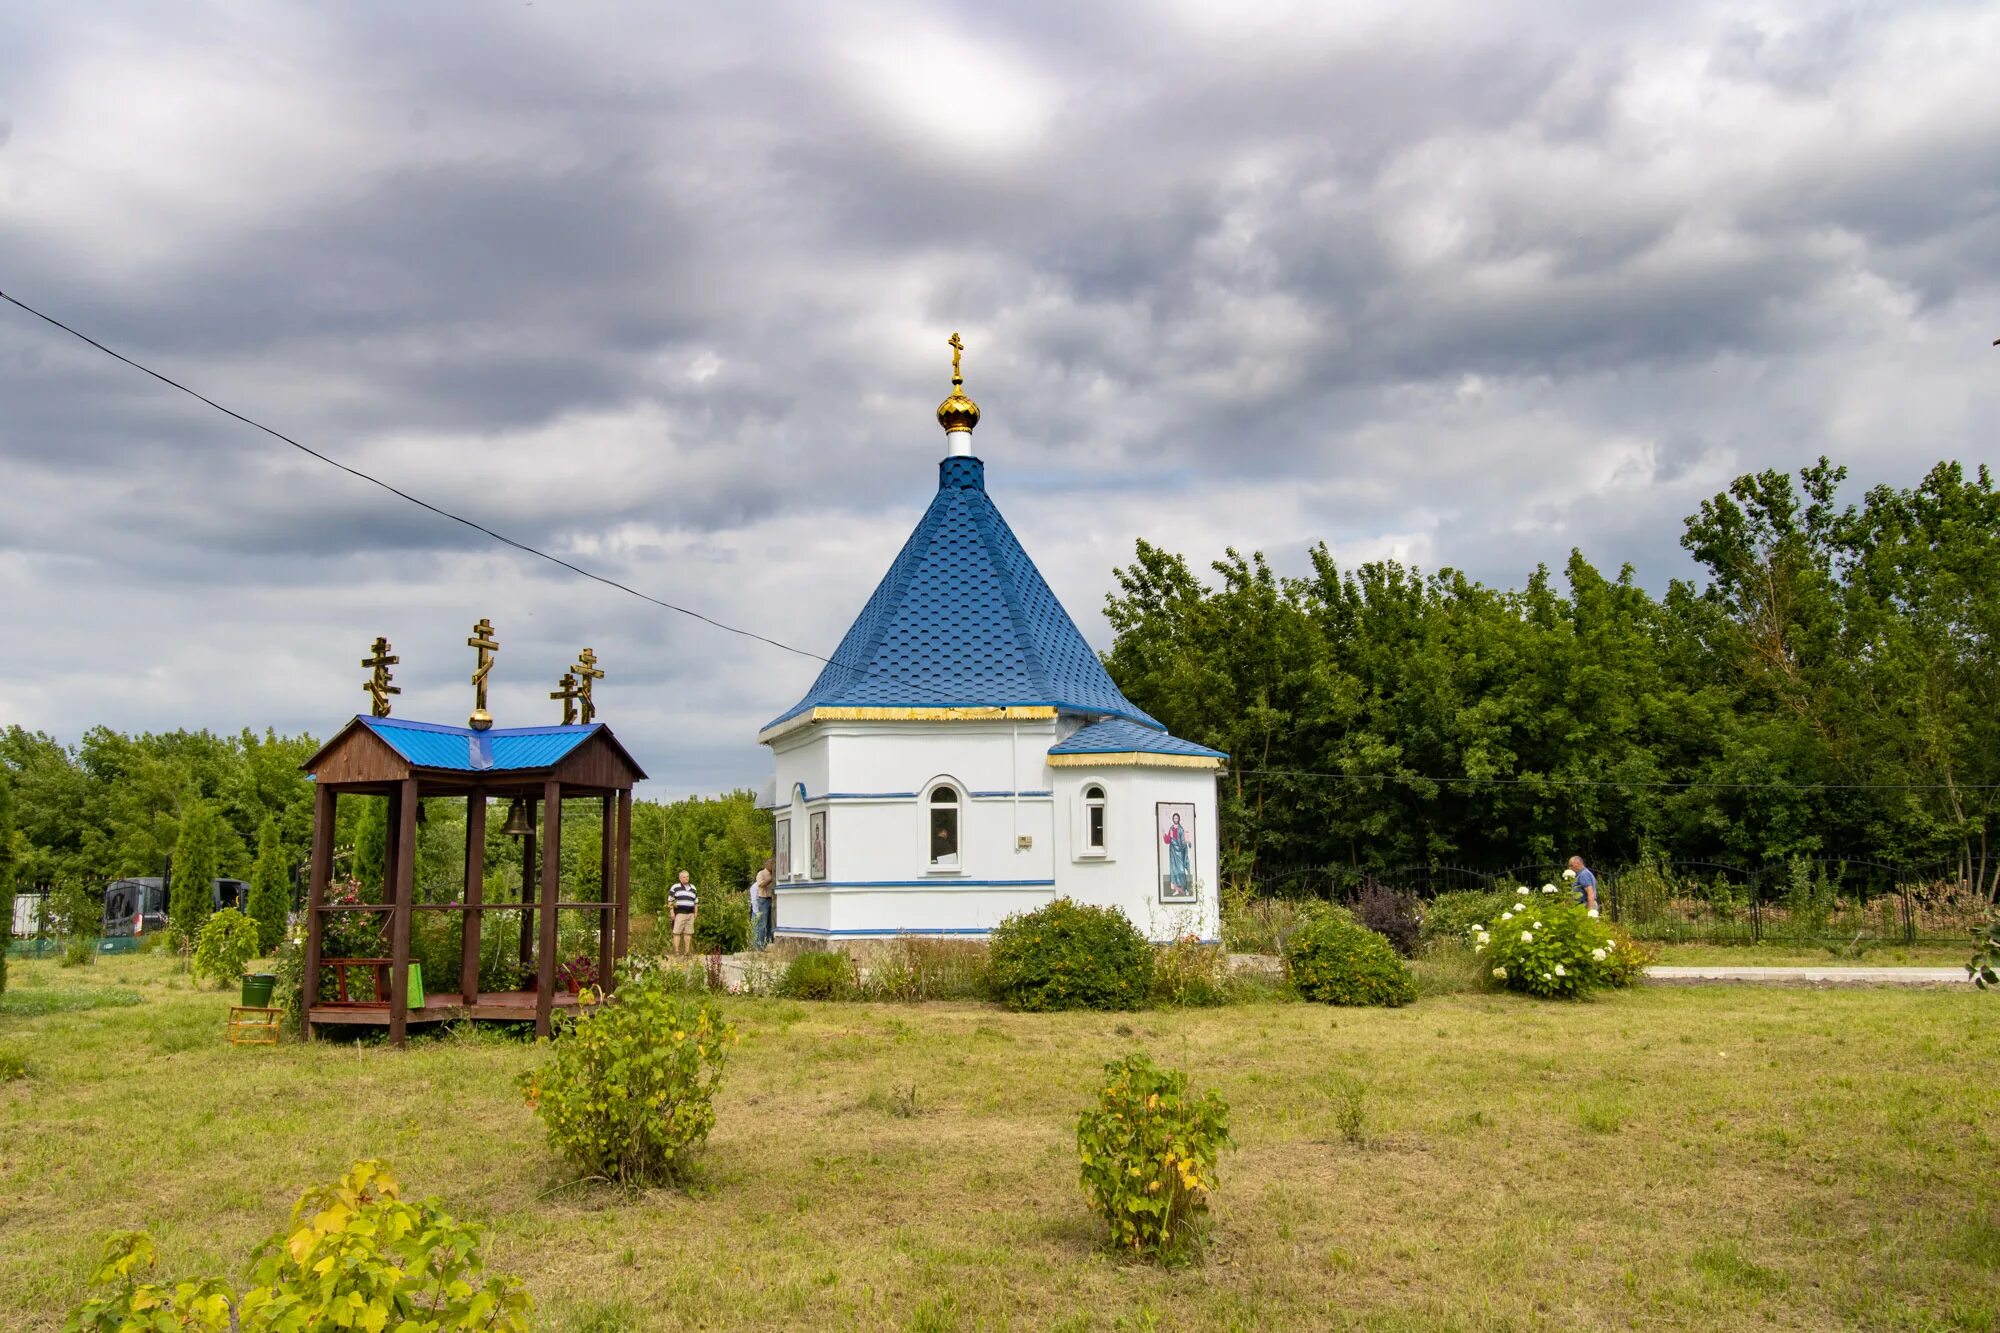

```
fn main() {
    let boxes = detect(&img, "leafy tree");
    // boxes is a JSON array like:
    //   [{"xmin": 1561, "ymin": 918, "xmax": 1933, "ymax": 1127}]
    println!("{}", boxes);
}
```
[
  {"xmin": 659, "ymin": 790, "xmax": 772, "ymax": 915},
  {"xmin": 247, "ymin": 817, "xmax": 289, "ymax": 953},
  {"xmin": 170, "ymin": 800, "xmax": 223, "ymax": 940},
  {"xmin": 0, "ymin": 772, "xmax": 14, "ymax": 995}
]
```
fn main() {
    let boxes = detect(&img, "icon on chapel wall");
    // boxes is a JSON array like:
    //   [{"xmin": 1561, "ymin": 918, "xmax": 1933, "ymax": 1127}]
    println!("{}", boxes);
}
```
[
  {"xmin": 808, "ymin": 811, "xmax": 827, "ymax": 881},
  {"xmin": 774, "ymin": 818, "xmax": 791, "ymax": 881},
  {"xmin": 1156, "ymin": 803, "xmax": 1197, "ymax": 903}
]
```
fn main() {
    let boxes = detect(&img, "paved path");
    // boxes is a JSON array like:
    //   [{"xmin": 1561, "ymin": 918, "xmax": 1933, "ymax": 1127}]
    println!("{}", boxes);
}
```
[{"xmin": 1645, "ymin": 965, "xmax": 1970, "ymax": 988}]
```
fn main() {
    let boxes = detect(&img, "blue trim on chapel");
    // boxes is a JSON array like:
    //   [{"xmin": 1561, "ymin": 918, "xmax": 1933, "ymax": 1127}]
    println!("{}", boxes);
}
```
[
  {"xmin": 762, "ymin": 455, "xmax": 1163, "ymax": 733},
  {"xmin": 1048, "ymin": 718, "xmax": 1229, "ymax": 760}
]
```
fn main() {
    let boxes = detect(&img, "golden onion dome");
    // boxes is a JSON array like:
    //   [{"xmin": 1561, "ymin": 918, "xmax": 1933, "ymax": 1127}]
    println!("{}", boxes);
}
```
[{"xmin": 937, "ymin": 331, "xmax": 980, "ymax": 434}]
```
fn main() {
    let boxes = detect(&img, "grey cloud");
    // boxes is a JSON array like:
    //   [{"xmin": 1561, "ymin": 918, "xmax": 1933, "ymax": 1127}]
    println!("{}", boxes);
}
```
[{"xmin": 2, "ymin": 0, "xmax": 1997, "ymax": 794}]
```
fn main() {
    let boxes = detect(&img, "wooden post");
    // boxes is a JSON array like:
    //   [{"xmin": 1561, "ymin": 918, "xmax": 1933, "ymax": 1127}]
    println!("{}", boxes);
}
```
[
  {"xmin": 303, "ymin": 783, "xmax": 335, "ymax": 1041},
  {"xmin": 614, "ymin": 787, "xmax": 633, "ymax": 965},
  {"xmin": 534, "ymin": 781, "xmax": 562, "ymax": 1038},
  {"xmin": 518, "ymin": 800, "xmax": 537, "ymax": 968},
  {"xmin": 462, "ymin": 792, "xmax": 486, "ymax": 1006},
  {"xmin": 597, "ymin": 796, "xmax": 615, "ymax": 991},
  {"xmin": 388, "ymin": 779, "xmax": 418, "ymax": 1048}
]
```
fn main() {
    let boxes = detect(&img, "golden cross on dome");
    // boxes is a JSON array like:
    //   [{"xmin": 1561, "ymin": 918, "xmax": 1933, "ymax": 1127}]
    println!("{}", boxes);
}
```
[
  {"xmin": 948, "ymin": 331, "xmax": 965, "ymax": 384},
  {"xmin": 571, "ymin": 647, "xmax": 605, "ymax": 724},
  {"xmin": 360, "ymin": 636, "xmax": 400, "ymax": 718},
  {"xmin": 549, "ymin": 672, "xmax": 581, "ymax": 726},
  {"xmin": 467, "ymin": 618, "xmax": 499, "ymax": 731}
]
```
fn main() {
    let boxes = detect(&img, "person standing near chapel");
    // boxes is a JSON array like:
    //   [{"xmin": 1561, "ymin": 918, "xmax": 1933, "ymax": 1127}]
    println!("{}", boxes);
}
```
[
  {"xmin": 669, "ymin": 870, "xmax": 699, "ymax": 956},
  {"xmin": 1567, "ymin": 855, "xmax": 1599, "ymax": 913},
  {"xmin": 751, "ymin": 858, "xmax": 775, "ymax": 949}
]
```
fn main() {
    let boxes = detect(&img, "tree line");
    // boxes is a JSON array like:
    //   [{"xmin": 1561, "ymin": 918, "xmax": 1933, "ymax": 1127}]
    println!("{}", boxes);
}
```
[
  {"xmin": 1102, "ymin": 458, "xmax": 2000, "ymax": 898},
  {"xmin": 0, "ymin": 724, "xmax": 772, "ymax": 953}
]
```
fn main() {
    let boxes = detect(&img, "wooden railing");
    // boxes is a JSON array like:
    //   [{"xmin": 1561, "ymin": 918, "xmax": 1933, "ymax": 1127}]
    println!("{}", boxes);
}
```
[{"xmin": 320, "ymin": 957, "xmax": 393, "ymax": 1007}]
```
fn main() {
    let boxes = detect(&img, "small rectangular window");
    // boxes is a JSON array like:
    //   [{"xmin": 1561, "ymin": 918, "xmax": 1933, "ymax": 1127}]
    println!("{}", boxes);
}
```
[
  {"xmin": 930, "ymin": 807, "xmax": 959, "ymax": 864},
  {"xmin": 1086, "ymin": 804, "xmax": 1105, "ymax": 850}
]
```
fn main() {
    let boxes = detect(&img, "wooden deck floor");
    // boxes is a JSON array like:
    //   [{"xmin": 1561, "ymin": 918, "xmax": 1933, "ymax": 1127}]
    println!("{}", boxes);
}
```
[{"xmin": 306, "ymin": 991, "xmax": 586, "ymax": 1026}]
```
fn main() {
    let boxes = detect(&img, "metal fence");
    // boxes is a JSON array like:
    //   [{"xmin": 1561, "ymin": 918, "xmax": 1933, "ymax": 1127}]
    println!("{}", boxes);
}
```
[{"xmin": 1243, "ymin": 859, "xmax": 1990, "ymax": 947}]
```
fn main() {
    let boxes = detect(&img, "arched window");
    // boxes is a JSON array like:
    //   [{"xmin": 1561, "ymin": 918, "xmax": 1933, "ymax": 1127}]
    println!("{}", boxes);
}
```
[
  {"xmin": 928, "ymin": 785, "xmax": 960, "ymax": 868},
  {"xmin": 1083, "ymin": 785, "xmax": 1107, "ymax": 854}
]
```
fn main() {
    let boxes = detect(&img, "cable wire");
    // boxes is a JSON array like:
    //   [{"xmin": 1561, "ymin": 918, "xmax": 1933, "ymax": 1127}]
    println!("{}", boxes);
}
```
[{"xmin": 0, "ymin": 286, "xmax": 856, "ymax": 671}]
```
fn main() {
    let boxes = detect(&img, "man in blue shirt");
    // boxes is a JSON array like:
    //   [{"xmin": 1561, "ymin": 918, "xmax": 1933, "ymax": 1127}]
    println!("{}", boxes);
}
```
[{"xmin": 1567, "ymin": 856, "xmax": 1598, "ymax": 912}]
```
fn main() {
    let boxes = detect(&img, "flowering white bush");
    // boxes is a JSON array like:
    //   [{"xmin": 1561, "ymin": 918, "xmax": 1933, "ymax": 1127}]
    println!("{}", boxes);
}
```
[{"xmin": 1469, "ymin": 891, "xmax": 1648, "ymax": 998}]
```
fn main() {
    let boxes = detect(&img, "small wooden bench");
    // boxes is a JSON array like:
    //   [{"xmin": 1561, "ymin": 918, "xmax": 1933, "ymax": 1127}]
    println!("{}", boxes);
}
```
[{"xmin": 227, "ymin": 1006, "xmax": 282, "ymax": 1045}]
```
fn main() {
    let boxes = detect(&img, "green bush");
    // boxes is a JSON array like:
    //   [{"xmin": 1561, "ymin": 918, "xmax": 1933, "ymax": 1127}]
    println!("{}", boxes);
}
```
[
  {"xmin": 49, "ymin": 879, "xmax": 100, "ymax": 968},
  {"xmin": 1076, "ymin": 1053, "xmax": 1232, "ymax": 1261},
  {"xmin": 694, "ymin": 894, "xmax": 751, "ymax": 955},
  {"xmin": 777, "ymin": 949, "xmax": 856, "ymax": 1000},
  {"xmin": 1421, "ymin": 889, "xmax": 1515, "ymax": 942},
  {"xmin": 519, "ymin": 964, "xmax": 734, "ymax": 1185},
  {"xmin": 1283, "ymin": 915, "xmax": 1415, "ymax": 1007},
  {"xmin": 988, "ymin": 899, "xmax": 1153, "ymax": 1012},
  {"xmin": 192, "ymin": 908, "xmax": 263, "ymax": 990},
  {"xmin": 65, "ymin": 1160, "xmax": 531, "ymax": 1332},
  {"xmin": 1472, "ymin": 888, "xmax": 1640, "ymax": 998}
]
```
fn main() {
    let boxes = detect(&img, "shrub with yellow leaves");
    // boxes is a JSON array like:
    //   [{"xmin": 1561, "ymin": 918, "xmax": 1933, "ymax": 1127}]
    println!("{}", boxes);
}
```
[
  {"xmin": 65, "ymin": 1160, "xmax": 531, "ymax": 1332},
  {"xmin": 1075, "ymin": 1053, "xmax": 1233, "ymax": 1262},
  {"xmin": 519, "ymin": 959, "xmax": 735, "ymax": 1186}
]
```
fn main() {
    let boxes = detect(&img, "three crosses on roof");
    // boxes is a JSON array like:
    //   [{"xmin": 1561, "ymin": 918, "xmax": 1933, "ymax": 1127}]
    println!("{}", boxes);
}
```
[{"xmin": 359, "ymin": 622, "xmax": 606, "ymax": 727}]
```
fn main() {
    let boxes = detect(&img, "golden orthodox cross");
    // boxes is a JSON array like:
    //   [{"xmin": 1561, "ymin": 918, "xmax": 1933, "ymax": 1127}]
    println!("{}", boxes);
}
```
[
  {"xmin": 549, "ymin": 672, "xmax": 581, "ymax": 726},
  {"xmin": 948, "ymin": 331, "xmax": 964, "ymax": 384},
  {"xmin": 571, "ymin": 647, "xmax": 605, "ymax": 724},
  {"xmin": 467, "ymin": 618, "xmax": 499, "ymax": 730},
  {"xmin": 361, "ymin": 636, "xmax": 400, "ymax": 717}
]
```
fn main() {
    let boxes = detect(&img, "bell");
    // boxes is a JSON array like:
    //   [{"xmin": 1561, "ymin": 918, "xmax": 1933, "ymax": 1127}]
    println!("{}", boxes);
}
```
[{"xmin": 499, "ymin": 799, "xmax": 533, "ymax": 838}]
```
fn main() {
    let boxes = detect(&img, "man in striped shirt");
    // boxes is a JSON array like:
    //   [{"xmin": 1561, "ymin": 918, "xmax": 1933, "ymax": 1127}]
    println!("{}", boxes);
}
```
[{"xmin": 669, "ymin": 871, "xmax": 698, "ymax": 955}]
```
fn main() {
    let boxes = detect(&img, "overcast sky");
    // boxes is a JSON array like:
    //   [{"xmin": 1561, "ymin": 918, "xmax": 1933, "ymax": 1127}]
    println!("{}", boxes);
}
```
[{"xmin": 2, "ymin": 1, "xmax": 1996, "ymax": 797}]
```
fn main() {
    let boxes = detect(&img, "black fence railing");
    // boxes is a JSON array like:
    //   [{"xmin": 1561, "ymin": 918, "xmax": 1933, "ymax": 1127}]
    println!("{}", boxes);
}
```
[{"xmin": 1241, "ymin": 859, "xmax": 1990, "ymax": 947}]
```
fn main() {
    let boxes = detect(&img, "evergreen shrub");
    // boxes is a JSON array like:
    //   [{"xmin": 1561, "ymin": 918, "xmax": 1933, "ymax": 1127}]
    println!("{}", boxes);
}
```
[
  {"xmin": 66, "ymin": 1160, "xmax": 531, "ymax": 1331},
  {"xmin": 192, "ymin": 908, "xmax": 262, "ymax": 989},
  {"xmin": 519, "ymin": 963, "xmax": 734, "ymax": 1186},
  {"xmin": 1472, "ymin": 886, "xmax": 1643, "ymax": 998},
  {"xmin": 1283, "ymin": 915, "xmax": 1415, "ymax": 1007},
  {"xmin": 1075, "ymin": 1053, "xmax": 1232, "ymax": 1261},
  {"xmin": 988, "ymin": 899, "xmax": 1153, "ymax": 1012},
  {"xmin": 777, "ymin": 949, "xmax": 855, "ymax": 1000}
]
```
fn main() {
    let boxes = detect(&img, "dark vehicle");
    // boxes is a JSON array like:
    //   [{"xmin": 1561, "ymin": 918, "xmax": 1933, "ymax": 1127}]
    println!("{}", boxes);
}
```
[{"xmin": 102, "ymin": 877, "xmax": 250, "ymax": 937}]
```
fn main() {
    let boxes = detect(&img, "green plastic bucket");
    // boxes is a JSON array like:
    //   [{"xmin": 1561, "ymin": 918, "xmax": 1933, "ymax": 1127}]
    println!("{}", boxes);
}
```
[{"xmin": 240, "ymin": 973, "xmax": 277, "ymax": 1007}]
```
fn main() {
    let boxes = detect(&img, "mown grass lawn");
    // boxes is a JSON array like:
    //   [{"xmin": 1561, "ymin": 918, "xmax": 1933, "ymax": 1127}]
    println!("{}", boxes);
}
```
[{"xmin": 1, "ymin": 952, "xmax": 1994, "ymax": 1331}]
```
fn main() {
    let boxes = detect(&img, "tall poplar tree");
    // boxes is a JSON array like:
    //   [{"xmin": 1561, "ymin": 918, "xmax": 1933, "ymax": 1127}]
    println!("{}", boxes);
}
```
[
  {"xmin": 169, "ymin": 800, "xmax": 221, "ymax": 940},
  {"xmin": 0, "ymin": 773, "xmax": 15, "ymax": 995},
  {"xmin": 247, "ymin": 817, "xmax": 289, "ymax": 953}
]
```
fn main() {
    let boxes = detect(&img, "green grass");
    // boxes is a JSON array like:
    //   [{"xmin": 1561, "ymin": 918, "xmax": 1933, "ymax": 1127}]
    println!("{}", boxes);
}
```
[
  {"xmin": 1651, "ymin": 942, "xmax": 1971, "ymax": 967},
  {"xmin": 3, "ymin": 953, "xmax": 1996, "ymax": 1331}
]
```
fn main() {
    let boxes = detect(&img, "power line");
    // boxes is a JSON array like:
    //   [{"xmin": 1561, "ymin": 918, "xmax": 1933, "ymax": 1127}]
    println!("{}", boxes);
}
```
[{"xmin": 0, "ymin": 287, "xmax": 855, "ymax": 670}]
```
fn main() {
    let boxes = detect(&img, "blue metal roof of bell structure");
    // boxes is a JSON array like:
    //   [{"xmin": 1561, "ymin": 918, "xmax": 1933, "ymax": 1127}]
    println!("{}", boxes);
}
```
[
  {"xmin": 358, "ymin": 716, "xmax": 601, "ymax": 772},
  {"xmin": 1049, "ymin": 718, "xmax": 1229, "ymax": 759},
  {"xmin": 764, "ymin": 455, "xmax": 1162, "ymax": 733}
]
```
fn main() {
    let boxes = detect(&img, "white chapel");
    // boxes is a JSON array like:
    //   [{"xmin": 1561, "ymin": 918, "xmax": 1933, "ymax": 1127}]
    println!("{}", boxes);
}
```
[{"xmin": 758, "ymin": 338, "xmax": 1226, "ymax": 944}]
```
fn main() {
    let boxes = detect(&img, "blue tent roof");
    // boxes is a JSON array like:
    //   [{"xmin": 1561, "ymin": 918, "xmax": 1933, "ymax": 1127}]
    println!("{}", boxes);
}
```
[
  {"xmin": 1049, "ymin": 718, "xmax": 1228, "ymax": 760},
  {"xmin": 357, "ymin": 716, "xmax": 602, "ymax": 772},
  {"xmin": 763, "ymin": 455, "xmax": 1161, "ymax": 733}
]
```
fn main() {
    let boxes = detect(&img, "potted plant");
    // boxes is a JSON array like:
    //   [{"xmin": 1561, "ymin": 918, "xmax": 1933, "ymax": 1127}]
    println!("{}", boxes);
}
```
[{"xmin": 556, "ymin": 954, "xmax": 599, "ymax": 995}]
